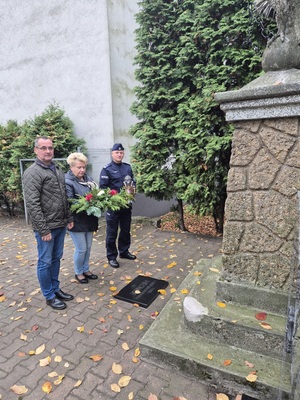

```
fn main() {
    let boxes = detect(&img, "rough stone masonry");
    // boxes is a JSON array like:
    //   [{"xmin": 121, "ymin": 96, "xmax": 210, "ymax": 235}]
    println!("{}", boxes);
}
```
[{"xmin": 222, "ymin": 116, "xmax": 300, "ymax": 291}]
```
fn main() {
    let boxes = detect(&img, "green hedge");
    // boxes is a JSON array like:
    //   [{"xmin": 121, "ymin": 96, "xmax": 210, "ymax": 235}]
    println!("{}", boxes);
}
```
[{"xmin": 0, "ymin": 103, "xmax": 86, "ymax": 216}]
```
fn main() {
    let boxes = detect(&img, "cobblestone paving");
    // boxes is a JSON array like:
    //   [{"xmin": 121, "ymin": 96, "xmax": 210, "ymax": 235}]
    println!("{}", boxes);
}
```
[{"xmin": 0, "ymin": 216, "xmax": 223, "ymax": 400}]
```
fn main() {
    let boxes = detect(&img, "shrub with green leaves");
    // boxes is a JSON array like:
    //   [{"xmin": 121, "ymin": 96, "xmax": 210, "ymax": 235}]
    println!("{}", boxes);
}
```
[
  {"xmin": 0, "ymin": 104, "xmax": 86, "ymax": 215},
  {"xmin": 130, "ymin": 0, "xmax": 275, "ymax": 233}
]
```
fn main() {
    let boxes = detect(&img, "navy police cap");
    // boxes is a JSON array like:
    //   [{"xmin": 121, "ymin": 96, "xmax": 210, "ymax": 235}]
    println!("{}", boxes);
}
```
[{"xmin": 112, "ymin": 143, "xmax": 124, "ymax": 151}]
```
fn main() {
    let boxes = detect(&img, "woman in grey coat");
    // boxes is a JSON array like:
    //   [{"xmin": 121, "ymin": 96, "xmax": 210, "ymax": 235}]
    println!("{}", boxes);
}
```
[{"xmin": 65, "ymin": 153, "xmax": 99, "ymax": 284}]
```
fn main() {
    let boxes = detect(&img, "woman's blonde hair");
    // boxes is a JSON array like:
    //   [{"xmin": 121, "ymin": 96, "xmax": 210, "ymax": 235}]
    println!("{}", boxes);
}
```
[{"xmin": 67, "ymin": 152, "xmax": 88, "ymax": 167}]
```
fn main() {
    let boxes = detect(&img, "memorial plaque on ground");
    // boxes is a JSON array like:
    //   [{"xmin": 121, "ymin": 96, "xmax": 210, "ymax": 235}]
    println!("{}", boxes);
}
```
[{"xmin": 114, "ymin": 275, "xmax": 169, "ymax": 308}]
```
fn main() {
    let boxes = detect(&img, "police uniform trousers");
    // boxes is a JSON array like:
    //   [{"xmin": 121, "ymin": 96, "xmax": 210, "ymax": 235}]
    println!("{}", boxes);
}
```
[{"xmin": 105, "ymin": 207, "xmax": 132, "ymax": 260}]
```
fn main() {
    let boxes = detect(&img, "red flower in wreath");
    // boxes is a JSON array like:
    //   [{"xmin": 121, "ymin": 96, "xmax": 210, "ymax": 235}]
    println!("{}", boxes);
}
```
[
  {"xmin": 85, "ymin": 193, "xmax": 93, "ymax": 201},
  {"xmin": 109, "ymin": 189, "xmax": 118, "ymax": 196}
]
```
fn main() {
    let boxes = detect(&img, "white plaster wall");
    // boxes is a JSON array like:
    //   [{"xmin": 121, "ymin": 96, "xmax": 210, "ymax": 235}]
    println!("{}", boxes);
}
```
[
  {"xmin": 0, "ymin": 0, "xmax": 173, "ymax": 217},
  {"xmin": 0, "ymin": 0, "xmax": 114, "ymax": 179},
  {"xmin": 107, "ymin": 0, "xmax": 139, "ymax": 157}
]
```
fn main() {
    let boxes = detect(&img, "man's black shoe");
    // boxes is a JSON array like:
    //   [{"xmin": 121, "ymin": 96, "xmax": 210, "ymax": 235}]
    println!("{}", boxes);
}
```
[
  {"xmin": 119, "ymin": 252, "xmax": 136, "ymax": 260},
  {"xmin": 109, "ymin": 259, "xmax": 119, "ymax": 268},
  {"xmin": 55, "ymin": 289, "xmax": 74, "ymax": 301},
  {"xmin": 46, "ymin": 297, "xmax": 67, "ymax": 310}
]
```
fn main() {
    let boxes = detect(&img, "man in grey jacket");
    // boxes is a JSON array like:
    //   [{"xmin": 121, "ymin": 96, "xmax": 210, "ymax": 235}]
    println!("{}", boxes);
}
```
[{"xmin": 22, "ymin": 137, "xmax": 74, "ymax": 310}]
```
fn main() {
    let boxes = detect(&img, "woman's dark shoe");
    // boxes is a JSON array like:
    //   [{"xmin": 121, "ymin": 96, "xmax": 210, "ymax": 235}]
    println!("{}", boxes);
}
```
[
  {"xmin": 75, "ymin": 274, "xmax": 88, "ymax": 284},
  {"xmin": 83, "ymin": 272, "xmax": 98, "ymax": 280}
]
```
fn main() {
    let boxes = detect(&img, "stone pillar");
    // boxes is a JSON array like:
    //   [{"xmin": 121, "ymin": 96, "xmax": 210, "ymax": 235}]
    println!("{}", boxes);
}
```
[{"xmin": 215, "ymin": 69, "xmax": 300, "ymax": 304}]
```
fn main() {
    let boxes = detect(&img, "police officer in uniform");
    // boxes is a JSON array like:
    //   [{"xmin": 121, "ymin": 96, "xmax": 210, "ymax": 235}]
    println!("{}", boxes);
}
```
[{"xmin": 99, "ymin": 143, "xmax": 136, "ymax": 268}]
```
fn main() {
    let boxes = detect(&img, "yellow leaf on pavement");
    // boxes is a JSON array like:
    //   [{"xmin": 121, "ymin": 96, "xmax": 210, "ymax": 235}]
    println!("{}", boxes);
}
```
[
  {"xmin": 54, "ymin": 355, "xmax": 62, "ymax": 362},
  {"xmin": 48, "ymin": 372, "xmax": 58, "ymax": 378},
  {"xmin": 217, "ymin": 302, "xmax": 227, "ymax": 308},
  {"xmin": 118, "ymin": 375, "xmax": 131, "ymax": 387},
  {"xmin": 207, "ymin": 353, "xmax": 213, "ymax": 360},
  {"xmin": 74, "ymin": 380, "xmax": 82, "ymax": 387},
  {"xmin": 158, "ymin": 289, "xmax": 166, "ymax": 295},
  {"xmin": 134, "ymin": 348, "xmax": 140, "ymax": 357},
  {"xmin": 42, "ymin": 381, "xmax": 52, "ymax": 394},
  {"xmin": 110, "ymin": 286, "xmax": 117, "ymax": 292},
  {"xmin": 77, "ymin": 326, "xmax": 84, "ymax": 333},
  {"xmin": 216, "ymin": 394, "xmax": 229, "ymax": 400},
  {"xmin": 128, "ymin": 392, "xmax": 134, "ymax": 400},
  {"xmin": 122, "ymin": 342, "xmax": 130, "ymax": 351},
  {"xmin": 180, "ymin": 289, "xmax": 189, "ymax": 294},
  {"xmin": 90, "ymin": 354, "xmax": 103, "ymax": 362},
  {"xmin": 112, "ymin": 362, "xmax": 123, "ymax": 374},
  {"xmin": 167, "ymin": 261, "xmax": 177, "ymax": 268},
  {"xmin": 39, "ymin": 356, "xmax": 51, "ymax": 367},
  {"xmin": 111, "ymin": 383, "xmax": 121, "ymax": 393},
  {"xmin": 10, "ymin": 385, "xmax": 28, "ymax": 395},
  {"xmin": 35, "ymin": 343, "xmax": 46, "ymax": 354},
  {"xmin": 20, "ymin": 333, "xmax": 27, "ymax": 341}
]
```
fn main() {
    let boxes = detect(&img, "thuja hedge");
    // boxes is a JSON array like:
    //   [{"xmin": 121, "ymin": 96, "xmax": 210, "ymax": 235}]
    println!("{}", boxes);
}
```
[{"xmin": 0, "ymin": 104, "xmax": 86, "ymax": 216}]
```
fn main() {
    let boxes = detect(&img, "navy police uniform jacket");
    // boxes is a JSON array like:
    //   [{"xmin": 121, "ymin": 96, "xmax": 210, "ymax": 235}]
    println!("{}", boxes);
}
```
[{"xmin": 99, "ymin": 161, "xmax": 135, "ymax": 192}]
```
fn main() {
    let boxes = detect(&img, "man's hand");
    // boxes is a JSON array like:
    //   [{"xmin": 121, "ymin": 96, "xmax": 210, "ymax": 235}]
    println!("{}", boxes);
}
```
[
  {"xmin": 42, "ymin": 233, "xmax": 52, "ymax": 241},
  {"xmin": 67, "ymin": 222, "xmax": 74, "ymax": 230}
]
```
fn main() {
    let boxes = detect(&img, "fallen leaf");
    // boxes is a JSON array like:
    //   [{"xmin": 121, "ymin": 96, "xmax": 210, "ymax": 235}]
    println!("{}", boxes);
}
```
[
  {"xmin": 223, "ymin": 359, "xmax": 232, "ymax": 366},
  {"xmin": 134, "ymin": 348, "xmax": 140, "ymax": 357},
  {"xmin": 111, "ymin": 383, "xmax": 121, "ymax": 393},
  {"xmin": 158, "ymin": 289, "xmax": 167, "ymax": 295},
  {"xmin": 167, "ymin": 261, "xmax": 177, "ymax": 268},
  {"xmin": 207, "ymin": 353, "xmax": 213, "ymax": 360},
  {"xmin": 216, "ymin": 394, "xmax": 229, "ymax": 400},
  {"xmin": 99, "ymin": 317, "xmax": 106, "ymax": 323},
  {"xmin": 110, "ymin": 286, "xmax": 117, "ymax": 292},
  {"xmin": 118, "ymin": 375, "xmax": 131, "ymax": 387},
  {"xmin": 245, "ymin": 361, "xmax": 254, "ymax": 368},
  {"xmin": 246, "ymin": 374, "xmax": 257, "ymax": 382},
  {"xmin": 193, "ymin": 271, "xmax": 202, "ymax": 276},
  {"xmin": 259, "ymin": 322, "xmax": 272, "ymax": 330},
  {"xmin": 255, "ymin": 312, "xmax": 267, "ymax": 321},
  {"xmin": 139, "ymin": 325, "xmax": 144, "ymax": 330},
  {"xmin": 132, "ymin": 357, "xmax": 139, "ymax": 363},
  {"xmin": 42, "ymin": 381, "xmax": 52, "ymax": 394},
  {"xmin": 217, "ymin": 302, "xmax": 227, "ymax": 308},
  {"xmin": 10, "ymin": 385, "xmax": 28, "ymax": 395},
  {"xmin": 128, "ymin": 392, "xmax": 134, "ymax": 400},
  {"xmin": 35, "ymin": 343, "xmax": 46, "ymax": 354},
  {"xmin": 209, "ymin": 267, "xmax": 220, "ymax": 273},
  {"xmin": 148, "ymin": 394, "xmax": 158, "ymax": 400},
  {"xmin": 74, "ymin": 380, "xmax": 82, "ymax": 387},
  {"xmin": 90, "ymin": 354, "xmax": 103, "ymax": 362},
  {"xmin": 117, "ymin": 329, "xmax": 124, "ymax": 335},
  {"xmin": 180, "ymin": 289, "xmax": 189, "ymax": 294},
  {"xmin": 54, "ymin": 355, "xmax": 62, "ymax": 362},
  {"xmin": 77, "ymin": 326, "xmax": 84, "ymax": 333},
  {"xmin": 235, "ymin": 395, "xmax": 242, "ymax": 400},
  {"xmin": 48, "ymin": 372, "xmax": 58, "ymax": 378},
  {"xmin": 17, "ymin": 307, "xmax": 27, "ymax": 312},
  {"xmin": 122, "ymin": 342, "xmax": 130, "ymax": 351},
  {"xmin": 112, "ymin": 363, "xmax": 123, "ymax": 374},
  {"xmin": 76, "ymin": 297, "xmax": 85, "ymax": 303},
  {"xmin": 20, "ymin": 333, "xmax": 27, "ymax": 341},
  {"xmin": 39, "ymin": 356, "xmax": 51, "ymax": 367}
]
